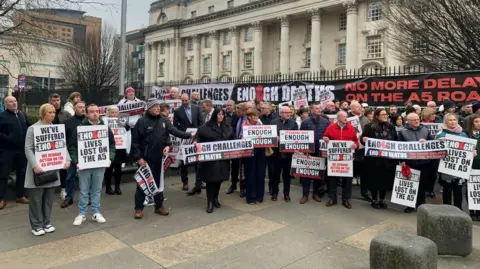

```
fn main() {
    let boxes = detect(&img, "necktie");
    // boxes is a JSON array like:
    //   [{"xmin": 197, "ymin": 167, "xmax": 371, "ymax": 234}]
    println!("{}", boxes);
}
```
[{"xmin": 186, "ymin": 107, "xmax": 192, "ymax": 123}]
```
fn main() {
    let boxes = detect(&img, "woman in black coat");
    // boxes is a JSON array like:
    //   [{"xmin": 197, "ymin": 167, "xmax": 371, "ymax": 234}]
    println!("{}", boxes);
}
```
[{"xmin": 195, "ymin": 108, "xmax": 235, "ymax": 213}]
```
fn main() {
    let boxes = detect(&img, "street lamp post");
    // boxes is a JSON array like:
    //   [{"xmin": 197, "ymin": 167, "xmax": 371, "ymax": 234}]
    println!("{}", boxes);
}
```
[{"xmin": 119, "ymin": 0, "xmax": 127, "ymax": 96}]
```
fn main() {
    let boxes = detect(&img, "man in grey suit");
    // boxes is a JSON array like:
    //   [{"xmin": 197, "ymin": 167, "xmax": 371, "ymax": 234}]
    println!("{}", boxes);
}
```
[
  {"xmin": 173, "ymin": 93, "xmax": 204, "ymax": 194},
  {"xmin": 201, "ymin": 99, "xmax": 214, "ymax": 122}
]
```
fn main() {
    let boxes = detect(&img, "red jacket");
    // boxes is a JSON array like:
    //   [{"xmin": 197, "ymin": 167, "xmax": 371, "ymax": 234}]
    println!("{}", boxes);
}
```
[{"xmin": 323, "ymin": 122, "xmax": 360, "ymax": 149}]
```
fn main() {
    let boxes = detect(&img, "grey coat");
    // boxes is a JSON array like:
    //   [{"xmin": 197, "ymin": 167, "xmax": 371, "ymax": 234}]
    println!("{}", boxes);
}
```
[{"xmin": 24, "ymin": 121, "xmax": 71, "ymax": 189}]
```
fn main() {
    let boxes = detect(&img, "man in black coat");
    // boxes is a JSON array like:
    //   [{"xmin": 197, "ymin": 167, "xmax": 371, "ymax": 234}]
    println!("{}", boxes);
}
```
[
  {"xmin": 270, "ymin": 106, "xmax": 298, "ymax": 202},
  {"xmin": 173, "ymin": 93, "xmax": 203, "ymax": 194},
  {"xmin": 224, "ymin": 100, "xmax": 236, "ymax": 127},
  {"xmin": 259, "ymin": 102, "xmax": 279, "ymax": 194},
  {"xmin": 0, "ymin": 96, "xmax": 30, "ymax": 209}
]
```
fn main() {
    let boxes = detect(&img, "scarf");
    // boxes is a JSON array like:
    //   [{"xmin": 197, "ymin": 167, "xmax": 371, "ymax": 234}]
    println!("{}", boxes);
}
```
[{"xmin": 443, "ymin": 125, "xmax": 463, "ymax": 134}]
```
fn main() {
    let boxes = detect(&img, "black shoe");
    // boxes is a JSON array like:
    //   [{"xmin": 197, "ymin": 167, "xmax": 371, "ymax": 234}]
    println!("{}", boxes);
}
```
[
  {"xmin": 106, "ymin": 188, "xmax": 115, "ymax": 195},
  {"xmin": 60, "ymin": 199, "xmax": 73, "ymax": 208},
  {"xmin": 284, "ymin": 195, "xmax": 291, "ymax": 202},
  {"xmin": 379, "ymin": 200, "xmax": 388, "ymax": 209},
  {"xmin": 271, "ymin": 195, "xmax": 278, "ymax": 201},
  {"xmin": 404, "ymin": 207, "xmax": 415, "ymax": 213},
  {"xmin": 115, "ymin": 187, "xmax": 122, "ymax": 195},
  {"xmin": 317, "ymin": 188, "xmax": 325, "ymax": 198},
  {"xmin": 371, "ymin": 201, "xmax": 380, "ymax": 210},
  {"xmin": 206, "ymin": 201, "xmax": 214, "ymax": 213},
  {"xmin": 213, "ymin": 198, "xmax": 221, "ymax": 208},
  {"xmin": 342, "ymin": 200, "xmax": 352, "ymax": 209},
  {"xmin": 239, "ymin": 189, "xmax": 246, "ymax": 198},
  {"xmin": 226, "ymin": 185, "xmax": 236, "ymax": 194},
  {"xmin": 186, "ymin": 187, "xmax": 201, "ymax": 196},
  {"xmin": 362, "ymin": 194, "xmax": 373, "ymax": 203}
]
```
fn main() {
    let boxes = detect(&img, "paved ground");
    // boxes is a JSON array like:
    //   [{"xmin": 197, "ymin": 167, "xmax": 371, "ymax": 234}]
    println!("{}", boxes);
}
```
[{"xmin": 1, "ymin": 173, "xmax": 480, "ymax": 269}]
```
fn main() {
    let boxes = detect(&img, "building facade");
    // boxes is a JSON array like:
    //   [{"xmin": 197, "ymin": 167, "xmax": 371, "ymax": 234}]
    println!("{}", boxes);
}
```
[
  {"xmin": 135, "ymin": 0, "xmax": 403, "ymax": 87},
  {"xmin": 126, "ymin": 30, "xmax": 146, "ymax": 93}
]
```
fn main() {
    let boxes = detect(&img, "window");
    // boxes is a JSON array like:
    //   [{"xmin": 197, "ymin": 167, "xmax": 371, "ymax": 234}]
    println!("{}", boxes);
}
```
[
  {"xmin": 223, "ymin": 31, "xmax": 231, "ymax": 45},
  {"xmin": 305, "ymin": 48, "xmax": 311, "ymax": 67},
  {"xmin": 191, "ymin": 11, "xmax": 197, "ymax": 18},
  {"xmin": 339, "ymin": 13, "xmax": 347, "ymax": 31},
  {"xmin": 208, "ymin": 6, "xmax": 214, "ymax": 14},
  {"xmin": 187, "ymin": 59, "xmax": 193, "ymax": 74},
  {"xmin": 223, "ymin": 55, "xmax": 231, "ymax": 71},
  {"xmin": 160, "ymin": 42, "xmax": 165, "ymax": 54},
  {"xmin": 187, "ymin": 38, "xmax": 193, "ymax": 51},
  {"xmin": 243, "ymin": 52, "xmax": 253, "ymax": 69},
  {"xmin": 227, "ymin": 0, "xmax": 234, "ymax": 8},
  {"xmin": 338, "ymin": 43, "xmax": 346, "ymax": 64},
  {"xmin": 244, "ymin": 26, "xmax": 253, "ymax": 42},
  {"xmin": 204, "ymin": 57, "xmax": 212, "ymax": 73},
  {"xmin": 306, "ymin": 21, "xmax": 312, "ymax": 42},
  {"xmin": 368, "ymin": 2, "xmax": 382, "ymax": 21},
  {"xmin": 159, "ymin": 63, "xmax": 165, "ymax": 76},
  {"xmin": 67, "ymin": 29, "xmax": 71, "ymax": 32},
  {"xmin": 412, "ymin": 35, "xmax": 428, "ymax": 55},
  {"xmin": 366, "ymin": 35, "xmax": 383, "ymax": 58},
  {"xmin": 204, "ymin": 35, "xmax": 211, "ymax": 48}
]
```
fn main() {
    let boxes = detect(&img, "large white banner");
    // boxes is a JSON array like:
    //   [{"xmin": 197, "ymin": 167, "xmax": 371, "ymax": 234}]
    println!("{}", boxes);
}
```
[
  {"xmin": 33, "ymin": 124, "xmax": 67, "ymax": 172},
  {"xmin": 391, "ymin": 165, "xmax": 420, "ymax": 208},
  {"xmin": 181, "ymin": 139, "xmax": 254, "ymax": 165},
  {"xmin": 327, "ymin": 140, "xmax": 354, "ymax": 177},
  {"xmin": 468, "ymin": 170, "xmax": 480, "ymax": 210},
  {"xmin": 365, "ymin": 138, "xmax": 447, "ymax": 159},
  {"xmin": 77, "ymin": 125, "xmax": 110, "ymax": 170},
  {"xmin": 438, "ymin": 134, "xmax": 478, "ymax": 180},
  {"xmin": 151, "ymin": 84, "xmax": 234, "ymax": 105}
]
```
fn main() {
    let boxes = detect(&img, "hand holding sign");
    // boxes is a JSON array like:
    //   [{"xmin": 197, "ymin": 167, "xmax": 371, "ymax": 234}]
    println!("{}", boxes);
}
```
[
  {"xmin": 419, "ymin": 138, "xmax": 426, "ymax": 142},
  {"xmin": 163, "ymin": 146, "xmax": 170, "ymax": 156},
  {"xmin": 323, "ymin": 137, "xmax": 330, "ymax": 143},
  {"xmin": 351, "ymin": 143, "xmax": 357, "ymax": 149},
  {"xmin": 64, "ymin": 161, "xmax": 71, "ymax": 170},
  {"xmin": 137, "ymin": 158, "xmax": 146, "ymax": 168}
]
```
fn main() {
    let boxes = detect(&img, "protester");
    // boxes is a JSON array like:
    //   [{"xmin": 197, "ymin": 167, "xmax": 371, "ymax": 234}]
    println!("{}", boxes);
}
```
[
  {"xmin": 190, "ymin": 91, "xmax": 201, "ymax": 106},
  {"xmin": 391, "ymin": 114, "xmax": 405, "ymax": 133},
  {"xmin": 420, "ymin": 107, "xmax": 439, "ymax": 199},
  {"xmin": 195, "ymin": 108, "xmax": 234, "ymax": 213},
  {"xmin": 259, "ymin": 102, "xmax": 278, "ymax": 194},
  {"xmin": 69, "ymin": 104, "xmax": 116, "ymax": 226},
  {"xmin": 324, "ymin": 101, "xmax": 338, "ymax": 115},
  {"xmin": 118, "ymin": 87, "xmax": 143, "ymax": 129},
  {"xmin": 169, "ymin": 87, "xmax": 180, "ymax": 100},
  {"xmin": 224, "ymin": 100, "xmax": 236, "ymax": 126},
  {"xmin": 64, "ymin": 92, "xmax": 81, "ymax": 116},
  {"xmin": 361, "ymin": 108, "xmax": 397, "ymax": 210},
  {"xmin": 364, "ymin": 108, "xmax": 374, "ymax": 121},
  {"xmin": 466, "ymin": 114, "xmax": 480, "ymax": 221},
  {"xmin": 0, "ymin": 96, "xmax": 30, "ymax": 209},
  {"xmin": 464, "ymin": 102, "xmax": 480, "ymax": 129},
  {"xmin": 227, "ymin": 102, "xmax": 247, "ymax": 196},
  {"xmin": 131, "ymin": 98, "xmax": 192, "ymax": 219},
  {"xmin": 295, "ymin": 107, "xmax": 309, "ymax": 129},
  {"xmin": 323, "ymin": 111, "xmax": 359, "ymax": 209},
  {"xmin": 24, "ymin": 103, "xmax": 71, "ymax": 236},
  {"xmin": 388, "ymin": 105, "xmax": 398, "ymax": 117}
]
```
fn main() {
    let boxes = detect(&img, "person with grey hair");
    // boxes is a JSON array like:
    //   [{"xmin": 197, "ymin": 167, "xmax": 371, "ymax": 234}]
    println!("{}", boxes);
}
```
[
  {"xmin": 201, "ymin": 99, "xmax": 215, "ymax": 122},
  {"xmin": 190, "ymin": 91, "xmax": 201, "ymax": 106},
  {"xmin": 224, "ymin": 100, "xmax": 236, "ymax": 126},
  {"xmin": 259, "ymin": 101, "xmax": 279, "ymax": 194}
]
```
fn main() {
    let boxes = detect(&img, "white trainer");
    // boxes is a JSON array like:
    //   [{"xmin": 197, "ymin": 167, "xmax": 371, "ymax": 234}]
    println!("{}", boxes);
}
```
[
  {"xmin": 92, "ymin": 213, "xmax": 106, "ymax": 224},
  {"xmin": 43, "ymin": 225, "xmax": 55, "ymax": 233},
  {"xmin": 60, "ymin": 190, "xmax": 67, "ymax": 200},
  {"xmin": 73, "ymin": 215, "xmax": 86, "ymax": 226},
  {"xmin": 32, "ymin": 228, "xmax": 45, "ymax": 236}
]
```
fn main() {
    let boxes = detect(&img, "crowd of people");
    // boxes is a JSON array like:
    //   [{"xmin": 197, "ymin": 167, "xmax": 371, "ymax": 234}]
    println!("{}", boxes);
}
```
[{"xmin": 0, "ymin": 87, "xmax": 479, "ymax": 236}]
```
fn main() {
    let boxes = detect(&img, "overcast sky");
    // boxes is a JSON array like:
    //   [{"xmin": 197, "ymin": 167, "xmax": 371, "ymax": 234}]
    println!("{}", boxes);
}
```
[{"xmin": 78, "ymin": 0, "xmax": 150, "ymax": 32}]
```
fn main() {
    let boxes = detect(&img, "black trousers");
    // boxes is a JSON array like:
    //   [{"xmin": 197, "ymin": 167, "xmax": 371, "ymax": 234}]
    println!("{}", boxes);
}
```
[
  {"xmin": 134, "ymin": 160, "xmax": 164, "ymax": 210},
  {"xmin": 206, "ymin": 182, "xmax": 221, "ymax": 202},
  {"xmin": 104, "ymin": 163, "xmax": 122, "ymax": 188},
  {"xmin": 270, "ymin": 156, "xmax": 292, "ymax": 196},
  {"xmin": 244, "ymin": 152, "xmax": 267, "ymax": 203},
  {"xmin": 327, "ymin": 176, "xmax": 353, "ymax": 202},
  {"xmin": 443, "ymin": 179, "xmax": 463, "ymax": 210},
  {"xmin": 0, "ymin": 150, "xmax": 27, "ymax": 199},
  {"xmin": 180, "ymin": 162, "xmax": 201, "ymax": 188},
  {"xmin": 266, "ymin": 156, "xmax": 275, "ymax": 190},
  {"xmin": 230, "ymin": 159, "xmax": 245, "ymax": 190}
]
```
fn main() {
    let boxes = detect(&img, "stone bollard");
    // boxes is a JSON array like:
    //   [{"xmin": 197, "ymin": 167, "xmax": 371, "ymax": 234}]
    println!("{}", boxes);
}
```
[
  {"xmin": 417, "ymin": 204, "xmax": 473, "ymax": 256},
  {"xmin": 370, "ymin": 231, "xmax": 437, "ymax": 269}
]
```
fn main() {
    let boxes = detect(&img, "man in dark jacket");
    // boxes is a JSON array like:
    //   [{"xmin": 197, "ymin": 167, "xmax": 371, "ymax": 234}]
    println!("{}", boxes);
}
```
[
  {"xmin": 0, "ymin": 96, "xmax": 30, "ymax": 209},
  {"xmin": 259, "ymin": 102, "xmax": 279, "ymax": 194},
  {"xmin": 226, "ymin": 102, "xmax": 247, "ymax": 196},
  {"xmin": 300, "ymin": 103, "xmax": 330, "ymax": 204},
  {"xmin": 132, "ymin": 98, "xmax": 193, "ymax": 219},
  {"xmin": 68, "ymin": 104, "xmax": 116, "ymax": 226},
  {"xmin": 398, "ymin": 112, "xmax": 434, "ymax": 213},
  {"xmin": 61, "ymin": 101, "xmax": 86, "ymax": 208},
  {"xmin": 270, "ymin": 106, "xmax": 298, "ymax": 202},
  {"xmin": 224, "ymin": 100, "xmax": 236, "ymax": 126}
]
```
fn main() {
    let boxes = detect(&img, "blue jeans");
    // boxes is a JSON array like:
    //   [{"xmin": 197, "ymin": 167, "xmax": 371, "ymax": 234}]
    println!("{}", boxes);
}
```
[
  {"xmin": 78, "ymin": 168, "xmax": 105, "ymax": 216},
  {"xmin": 65, "ymin": 164, "xmax": 77, "ymax": 200}
]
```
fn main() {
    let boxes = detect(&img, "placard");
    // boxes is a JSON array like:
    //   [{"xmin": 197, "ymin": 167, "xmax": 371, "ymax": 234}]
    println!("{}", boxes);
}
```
[
  {"xmin": 242, "ymin": 125, "xmax": 278, "ymax": 148},
  {"xmin": 293, "ymin": 98, "xmax": 308, "ymax": 110},
  {"xmin": 468, "ymin": 170, "xmax": 480, "ymax": 210},
  {"xmin": 391, "ymin": 165, "xmax": 420, "ymax": 208},
  {"xmin": 421, "ymin": 123, "xmax": 442, "ymax": 137},
  {"xmin": 365, "ymin": 138, "xmax": 447, "ymax": 159},
  {"xmin": 327, "ymin": 140, "xmax": 354, "ymax": 177},
  {"xmin": 181, "ymin": 139, "xmax": 254, "ymax": 165},
  {"xmin": 134, "ymin": 163, "xmax": 159, "ymax": 204},
  {"xmin": 319, "ymin": 140, "xmax": 327, "ymax": 158},
  {"xmin": 279, "ymin": 130, "xmax": 315, "ymax": 153},
  {"xmin": 33, "ymin": 124, "xmax": 67, "ymax": 172},
  {"xmin": 290, "ymin": 153, "xmax": 326, "ymax": 180},
  {"xmin": 104, "ymin": 117, "xmax": 128, "ymax": 149},
  {"xmin": 438, "ymin": 134, "xmax": 478, "ymax": 180},
  {"xmin": 77, "ymin": 125, "xmax": 110, "ymax": 170}
]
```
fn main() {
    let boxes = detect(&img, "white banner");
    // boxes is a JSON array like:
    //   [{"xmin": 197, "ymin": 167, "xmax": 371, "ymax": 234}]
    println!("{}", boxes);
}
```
[
  {"xmin": 152, "ymin": 84, "xmax": 234, "ymax": 105},
  {"xmin": 365, "ymin": 138, "xmax": 447, "ymax": 159},
  {"xmin": 391, "ymin": 165, "xmax": 420, "ymax": 208},
  {"xmin": 290, "ymin": 153, "xmax": 325, "ymax": 180},
  {"xmin": 104, "ymin": 117, "xmax": 128, "ymax": 149},
  {"xmin": 327, "ymin": 140, "xmax": 354, "ymax": 177},
  {"xmin": 181, "ymin": 139, "xmax": 254, "ymax": 165},
  {"xmin": 33, "ymin": 124, "xmax": 67, "ymax": 172},
  {"xmin": 243, "ymin": 125, "xmax": 278, "ymax": 148},
  {"xmin": 134, "ymin": 163, "xmax": 159, "ymax": 203},
  {"xmin": 77, "ymin": 125, "xmax": 110, "ymax": 170},
  {"xmin": 468, "ymin": 170, "xmax": 480, "ymax": 210},
  {"xmin": 421, "ymin": 123, "xmax": 443, "ymax": 137},
  {"xmin": 438, "ymin": 134, "xmax": 478, "ymax": 180},
  {"xmin": 279, "ymin": 130, "xmax": 315, "ymax": 153}
]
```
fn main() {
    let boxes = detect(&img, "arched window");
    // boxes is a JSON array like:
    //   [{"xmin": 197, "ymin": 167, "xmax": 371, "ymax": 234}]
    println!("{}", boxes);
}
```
[
  {"xmin": 200, "ymin": 76, "xmax": 211, "ymax": 83},
  {"xmin": 219, "ymin": 75, "xmax": 231, "ymax": 83}
]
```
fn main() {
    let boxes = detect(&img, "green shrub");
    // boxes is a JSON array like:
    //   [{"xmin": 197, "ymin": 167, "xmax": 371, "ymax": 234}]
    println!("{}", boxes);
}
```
[{"xmin": 27, "ymin": 114, "xmax": 40, "ymax": 124}]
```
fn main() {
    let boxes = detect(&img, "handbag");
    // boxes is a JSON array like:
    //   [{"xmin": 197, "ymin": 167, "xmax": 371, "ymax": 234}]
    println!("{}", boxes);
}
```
[{"xmin": 33, "ymin": 170, "xmax": 58, "ymax": 187}]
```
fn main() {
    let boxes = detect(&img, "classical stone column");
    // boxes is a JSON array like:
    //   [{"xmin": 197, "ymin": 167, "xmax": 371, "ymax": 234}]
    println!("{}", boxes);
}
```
[
  {"xmin": 168, "ymin": 38, "xmax": 176, "ymax": 83},
  {"xmin": 150, "ymin": 42, "xmax": 158, "ymax": 85},
  {"xmin": 279, "ymin": 15, "xmax": 290, "ymax": 74},
  {"xmin": 210, "ymin": 31, "xmax": 219, "ymax": 80},
  {"xmin": 230, "ymin": 27, "xmax": 240, "ymax": 78},
  {"xmin": 344, "ymin": 0, "xmax": 358, "ymax": 70},
  {"xmin": 144, "ymin": 43, "xmax": 151, "ymax": 86},
  {"xmin": 175, "ymin": 35, "xmax": 182, "ymax": 81},
  {"xmin": 253, "ymin": 21, "xmax": 263, "ymax": 76},
  {"xmin": 164, "ymin": 40, "xmax": 170, "ymax": 81},
  {"xmin": 309, "ymin": 8, "xmax": 321, "ymax": 73},
  {"xmin": 193, "ymin": 35, "xmax": 201, "ymax": 80}
]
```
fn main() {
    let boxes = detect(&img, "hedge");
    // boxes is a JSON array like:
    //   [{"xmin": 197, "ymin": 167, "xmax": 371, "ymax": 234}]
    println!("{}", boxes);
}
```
[{"xmin": 26, "ymin": 114, "xmax": 41, "ymax": 124}]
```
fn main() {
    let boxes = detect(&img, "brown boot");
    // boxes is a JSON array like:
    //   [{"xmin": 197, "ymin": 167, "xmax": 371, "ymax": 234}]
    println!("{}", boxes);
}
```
[
  {"xmin": 154, "ymin": 207, "xmax": 169, "ymax": 216},
  {"xmin": 182, "ymin": 184, "xmax": 189, "ymax": 191},
  {"xmin": 0, "ymin": 200, "xmax": 6, "ymax": 210},
  {"xmin": 16, "ymin": 197, "xmax": 29, "ymax": 204},
  {"xmin": 312, "ymin": 194, "xmax": 322, "ymax": 202},
  {"xmin": 300, "ymin": 196, "xmax": 308, "ymax": 204},
  {"xmin": 60, "ymin": 199, "xmax": 73, "ymax": 209},
  {"xmin": 134, "ymin": 210, "xmax": 144, "ymax": 219}
]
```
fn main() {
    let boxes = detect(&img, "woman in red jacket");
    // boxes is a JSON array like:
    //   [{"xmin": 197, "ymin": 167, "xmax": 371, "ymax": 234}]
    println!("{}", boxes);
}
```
[{"xmin": 323, "ymin": 111, "xmax": 359, "ymax": 209}]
